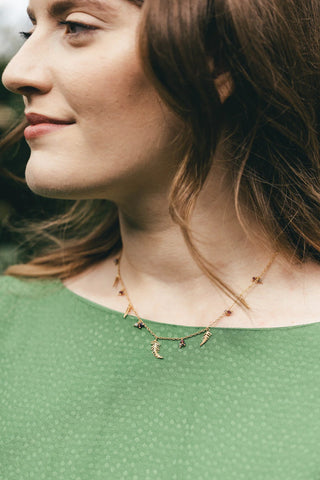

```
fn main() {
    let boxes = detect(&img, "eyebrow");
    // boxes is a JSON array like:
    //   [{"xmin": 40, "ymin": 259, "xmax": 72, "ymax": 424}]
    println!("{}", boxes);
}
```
[{"xmin": 27, "ymin": 0, "xmax": 117, "ymax": 21}]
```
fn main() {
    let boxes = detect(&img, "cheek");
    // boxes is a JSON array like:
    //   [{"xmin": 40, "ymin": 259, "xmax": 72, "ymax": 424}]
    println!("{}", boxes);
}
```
[{"xmin": 61, "ymin": 41, "xmax": 162, "ymax": 135}]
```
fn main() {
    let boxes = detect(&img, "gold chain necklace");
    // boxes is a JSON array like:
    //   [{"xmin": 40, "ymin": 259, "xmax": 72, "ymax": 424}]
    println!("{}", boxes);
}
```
[{"xmin": 113, "ymin": 252, "xmax": 278, "ymax": 359}]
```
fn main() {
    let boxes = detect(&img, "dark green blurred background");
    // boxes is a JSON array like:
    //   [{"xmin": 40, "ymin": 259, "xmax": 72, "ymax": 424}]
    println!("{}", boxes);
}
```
[{"xmin": 0, "ymin": 59, "xmax": 64, "ymax": 273}]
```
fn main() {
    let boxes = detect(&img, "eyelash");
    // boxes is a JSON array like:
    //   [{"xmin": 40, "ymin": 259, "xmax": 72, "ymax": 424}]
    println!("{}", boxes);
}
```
[{"xmin": 19, "ymin": 21, "xmax": 97, "ymax": 40}]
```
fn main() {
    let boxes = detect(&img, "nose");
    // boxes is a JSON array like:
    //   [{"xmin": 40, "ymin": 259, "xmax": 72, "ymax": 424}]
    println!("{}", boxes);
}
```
[{"xmin": 2, "ymin": 33, "xmax": 52, "ymax": 99}]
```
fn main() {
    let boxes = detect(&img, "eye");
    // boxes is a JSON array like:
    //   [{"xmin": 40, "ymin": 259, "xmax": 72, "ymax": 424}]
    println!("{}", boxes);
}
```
[
  {"xmin": 58, "ymin": 20, "xmax": 98, "ymax": 36},
  {"xmin": 19, "ymin": 21, "xmax": 97, "ymax": 41}
]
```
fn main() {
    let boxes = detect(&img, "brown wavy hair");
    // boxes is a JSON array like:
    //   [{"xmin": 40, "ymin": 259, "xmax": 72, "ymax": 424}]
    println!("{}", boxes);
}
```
[{"xmin": 1, "ymin": 0, "xmax": 320, "ymax": 303}]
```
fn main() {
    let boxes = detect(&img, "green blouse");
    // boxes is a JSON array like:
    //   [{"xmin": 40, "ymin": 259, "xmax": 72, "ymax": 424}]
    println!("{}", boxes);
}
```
[{"xmin": 0, "ymin": 275, "xmax": 319, "ymax": 479}]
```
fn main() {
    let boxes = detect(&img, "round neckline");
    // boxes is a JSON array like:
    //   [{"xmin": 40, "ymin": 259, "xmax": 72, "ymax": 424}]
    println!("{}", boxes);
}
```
[{"xmin": 56, "ymin": 278, "xmax": 320, "ymax": 331}]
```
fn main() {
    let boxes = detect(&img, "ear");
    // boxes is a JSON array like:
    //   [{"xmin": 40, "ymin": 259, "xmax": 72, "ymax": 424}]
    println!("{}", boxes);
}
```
[{"xmin": 214, "ymin": 72, "xmax": 234, "ymax": 103}]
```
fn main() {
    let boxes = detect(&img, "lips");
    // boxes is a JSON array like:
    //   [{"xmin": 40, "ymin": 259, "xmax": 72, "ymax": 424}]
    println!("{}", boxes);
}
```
[
  {"xmin": 24, "ymin": 113, "xmax": 75, "ymax": 140},
  {"xmin": 25, "ymin": 113, "xmax": 75, "ymax": 125}
]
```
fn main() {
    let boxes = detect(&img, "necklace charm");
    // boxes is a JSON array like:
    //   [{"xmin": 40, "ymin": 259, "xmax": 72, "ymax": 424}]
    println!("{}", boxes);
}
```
[
  {"xmin": 124, "ymin": 304, "xmax": 133, "ymax": 318},
  {"xmin": 134, "ymin": 321, "xmax": 145, "ymax": 329},
  {"xmin": 200, "ymin": 329, "xmax": 212, "ymax": 346},
  {"xmin": 151, "ymin": 339, "xmax": 164, "ymax": 359},
  {"xmin": 179, "ymin": 338, "xmax": 186, "ymax": 348},
  {"xmin": 252, "ymin": 276, "xmax": 263, "ymax": 284}
]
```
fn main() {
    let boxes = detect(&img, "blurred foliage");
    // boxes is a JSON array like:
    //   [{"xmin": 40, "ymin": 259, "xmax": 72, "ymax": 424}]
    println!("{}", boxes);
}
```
[{"xmin": 0, "ymin": 60, "xmax": 66, "ymax": 272}]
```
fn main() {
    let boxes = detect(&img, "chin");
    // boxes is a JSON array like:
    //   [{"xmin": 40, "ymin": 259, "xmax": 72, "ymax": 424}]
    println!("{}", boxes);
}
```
[
  {"xmin": 24, "ymin": 162, "xmax": 109, "ymax": 200},
  {"xmin": 25, "ymin": 162, "xmax": 79, "ymax": 200}
]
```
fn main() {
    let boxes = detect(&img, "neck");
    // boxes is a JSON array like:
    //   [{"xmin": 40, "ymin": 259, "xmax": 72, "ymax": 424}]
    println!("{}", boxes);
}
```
[
  {"xmin": 63, "ymin": 158, "xmax": 320, "ymax": 328},
  {"xmin": 64, "ymin": 156, "xmax": 317, "ymax": 328},
  {"xmin": 117, "ymin": 160, "xmax": 275, "ymax": 296}
]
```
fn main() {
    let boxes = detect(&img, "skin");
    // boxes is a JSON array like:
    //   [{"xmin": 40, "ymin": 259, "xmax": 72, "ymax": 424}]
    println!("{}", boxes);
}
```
[{"xmin": 2, "ymin": 0, "xmax": 320, "ymax": 328}]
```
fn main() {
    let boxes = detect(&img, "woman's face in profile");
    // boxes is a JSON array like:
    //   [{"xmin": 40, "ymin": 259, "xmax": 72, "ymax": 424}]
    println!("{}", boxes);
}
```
[{"xmin": 2, "ymin": 0, "xmax": 180, "ymax": 203}]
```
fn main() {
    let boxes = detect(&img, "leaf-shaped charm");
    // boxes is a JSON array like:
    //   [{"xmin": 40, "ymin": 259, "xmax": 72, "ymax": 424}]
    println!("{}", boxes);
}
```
[
  {"xmin": 113, "ymin": 275, "xmax": 120, "ymax": 288},
  {"xmin": 123, "ymin": 304, "xmax": 133, "ymax": 318},
  {"xmin": 151, "ymin": 339, "xmax": 164, "ymax": 359},
  {"xmin": 200, "ymin": 329, "xmax": 212, "ymax": 347}
]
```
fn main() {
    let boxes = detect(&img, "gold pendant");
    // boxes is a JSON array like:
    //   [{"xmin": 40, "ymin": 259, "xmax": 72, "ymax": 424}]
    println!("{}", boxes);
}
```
[
  {"xmin": 200, "ymin": 329, "xmax": 212, "ymax": 347},
  {"xmin": 151, "ymin": 339, "xmax": 164, "ymax": 359},
  {"xmin": 123, "ymin": 304, "xmax": 133, "ymax": 318}
]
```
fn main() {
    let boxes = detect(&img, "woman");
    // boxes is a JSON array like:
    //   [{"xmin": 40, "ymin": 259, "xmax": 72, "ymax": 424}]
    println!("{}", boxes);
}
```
[{"xmin": 0, "ymin": 0, "xmax": 320, "ymax": 478}]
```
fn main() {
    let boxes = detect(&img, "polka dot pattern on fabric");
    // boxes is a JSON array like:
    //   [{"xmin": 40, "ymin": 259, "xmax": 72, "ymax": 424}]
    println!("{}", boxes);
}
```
[{"xmin": 0, "ymin": 275, "xmax": 320, "ymax": 479}]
